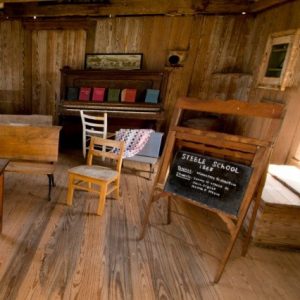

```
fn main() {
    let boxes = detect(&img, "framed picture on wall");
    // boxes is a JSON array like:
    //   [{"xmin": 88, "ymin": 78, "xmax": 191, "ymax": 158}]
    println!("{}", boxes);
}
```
[{"xmin": 85, "ymin": 53, "xmax": 143, "ymax": 70}]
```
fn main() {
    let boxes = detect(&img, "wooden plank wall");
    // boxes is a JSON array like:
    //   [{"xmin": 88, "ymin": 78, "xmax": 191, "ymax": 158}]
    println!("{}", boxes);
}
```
[
  {"xmin": 0, "ymin": 1, "xmax": 299, "ymax": 162},
  {"xmin": 188, "ymin": 15, "xmax": 253, "ymax": 100},
  {"xmin": 93, "ymin": 16, "xmax": 197, "ymax": 122},
  {"xmin": 93, "ymin": 15, "xmax": 253, "ymax": 122},
  {"xmin": 241, "ymin": 1, "xmax": 300, "ymax": 163},
  {"xmin": 0, "ymin": 15, "xmax": 251, "ymax": 119},
  {"xmin": 31, "ymin": 30, "xmax": 86, "ymax": 117},
  {"xmin": 0, "ymin": 21, "xmax": 24, "ymax": 113}
]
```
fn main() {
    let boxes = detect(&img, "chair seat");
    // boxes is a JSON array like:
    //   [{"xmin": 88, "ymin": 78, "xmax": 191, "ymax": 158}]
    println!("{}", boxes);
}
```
[{"xmin": 69, "ymin": 165, "xmax": 118, "ymax": 181}]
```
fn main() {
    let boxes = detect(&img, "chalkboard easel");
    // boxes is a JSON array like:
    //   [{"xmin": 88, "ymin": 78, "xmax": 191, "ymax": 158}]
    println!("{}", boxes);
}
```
[
  {"xmin": 164, "ymin": 150, "xmax": 253, "ymax": 216},
  {"xmin": 138, "ymin": 97, "xmax": 284, "ymax": 283}
]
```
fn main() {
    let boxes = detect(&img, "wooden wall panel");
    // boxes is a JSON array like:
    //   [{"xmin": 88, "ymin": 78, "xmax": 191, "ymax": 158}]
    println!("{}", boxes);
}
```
[
  {"xmin": 162, "ymin": 17, "xmax": 201, "ymax": 122},
  {"xmin": 94, "ymin": 16, "xmax": 196, "ymax": 124},
  {"xmin": 31, "ymin": 29, "xmax": 86, "ymax": 116},
  {"xmin": 0, "ymin": 1, "xmax": 299, "ymax": 164},
  {"xmin": 0, "ymin": 21, "xmax": 24, "ymax": 114},
  {"xmin": 243, "ymin": 1, "xmax": 300, "ymax": 163},
  {"xmin": 94, "ymin": 16, "xmax": 174, "ymax": 69},
  {"xmin": 188, "ymin": 15, "xmax": 253, "ymax": 100}
]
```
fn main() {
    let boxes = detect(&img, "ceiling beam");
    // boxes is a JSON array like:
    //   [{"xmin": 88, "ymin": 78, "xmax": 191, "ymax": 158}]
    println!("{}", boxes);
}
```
[
  {"xmin": 3, "ymin": 1, "xmax": 250, "ymax": 18},
  {"xmin": 1, "ymin": 0, "xmax": 296, "ymax": 18},
  {"xmin": 22, "ymin": 18, "xmax": 96, "ymax": 30},
  {"xmin": 249, "ymin": 0, "xmax": 296, "ymax": 13},
  {"xmin": 0, "ymin": 0, "xmax": 55, "ymax": 3}
]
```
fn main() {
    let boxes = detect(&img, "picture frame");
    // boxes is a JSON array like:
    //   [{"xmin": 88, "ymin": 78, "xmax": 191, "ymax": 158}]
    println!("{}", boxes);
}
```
[{"xmin": 85, "ymin": 53, "xmax": 143, "ymax": 70}]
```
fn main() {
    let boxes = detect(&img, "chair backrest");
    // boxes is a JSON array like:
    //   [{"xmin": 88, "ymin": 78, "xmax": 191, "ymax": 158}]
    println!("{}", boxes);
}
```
[
  {"xmin": 87, "ymin": 137, "xmax": 125, "ymax": 173},
  {"xmin": 136, "ymin": 132, "xmax": 163, "ymax": 158},
  {"xmin": 80, "ymin": 110, "xmax": 108, "ymax": 139}
]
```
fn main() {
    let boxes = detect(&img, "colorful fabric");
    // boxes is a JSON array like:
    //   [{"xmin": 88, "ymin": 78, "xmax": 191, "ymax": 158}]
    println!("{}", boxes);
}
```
[{"xmin": 115, "ymin": 129, "xmax": 154, "ymax": 158}]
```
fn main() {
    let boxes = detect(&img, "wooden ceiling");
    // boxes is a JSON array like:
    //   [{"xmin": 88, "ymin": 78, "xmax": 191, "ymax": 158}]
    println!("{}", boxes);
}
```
[{"xmin": 0, "ymin": 0, "xmax": 296, "ymax": 18}]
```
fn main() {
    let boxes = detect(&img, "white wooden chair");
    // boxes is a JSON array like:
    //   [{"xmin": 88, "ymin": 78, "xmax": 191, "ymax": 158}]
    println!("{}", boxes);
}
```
[
  {"xmin": 80, "ymin": 110, "xmax": 108, "ymax": 158},
  {"xmin": 66, "ymin": 136, "xmax": 125, "ymax": 216}
]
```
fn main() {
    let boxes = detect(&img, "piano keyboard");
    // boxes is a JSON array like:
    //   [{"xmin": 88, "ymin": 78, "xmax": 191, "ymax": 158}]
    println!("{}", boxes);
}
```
[
  {"xmin": 62, "ymin": 108, "xmax": 159, "ymax": 115},
  {"xmin": 61, "ymin": 104, "xmax": 161, "ymax": 112}
]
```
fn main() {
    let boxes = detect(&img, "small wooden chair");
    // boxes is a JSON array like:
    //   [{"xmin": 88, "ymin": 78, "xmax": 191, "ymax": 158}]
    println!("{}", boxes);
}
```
[{"xmin": 66, "ymin": 137, "xmax": 125, "ymax": 215}]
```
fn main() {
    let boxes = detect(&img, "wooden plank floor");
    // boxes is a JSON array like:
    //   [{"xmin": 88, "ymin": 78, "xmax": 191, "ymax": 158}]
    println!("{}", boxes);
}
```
[{"xmin": 0, "ymin": 150, "xmax": 300, "ymax": 299}]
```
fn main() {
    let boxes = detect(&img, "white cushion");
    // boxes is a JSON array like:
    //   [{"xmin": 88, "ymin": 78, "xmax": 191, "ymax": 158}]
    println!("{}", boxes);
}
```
[{"xmin": 69, "ymin": 165, "xmax": 118, "ymax": 180}]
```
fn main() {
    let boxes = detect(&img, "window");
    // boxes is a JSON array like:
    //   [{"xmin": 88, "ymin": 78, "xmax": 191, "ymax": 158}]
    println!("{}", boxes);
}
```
[{"xmin": 257, "ymin": 29, "xmax": 300, "ymax": 91}]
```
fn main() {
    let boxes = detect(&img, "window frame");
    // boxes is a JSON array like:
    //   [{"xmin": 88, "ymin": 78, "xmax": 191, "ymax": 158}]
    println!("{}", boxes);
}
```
[{"xmin": 257, "ymin": 29, "xmax": 300, "ymax": 91}]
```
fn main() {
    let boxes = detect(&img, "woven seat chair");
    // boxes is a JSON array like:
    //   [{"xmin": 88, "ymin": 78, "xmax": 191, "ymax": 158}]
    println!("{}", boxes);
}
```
[{"xmin": 66, "ymin": 136, "xmax": 125, "ymax": 215}]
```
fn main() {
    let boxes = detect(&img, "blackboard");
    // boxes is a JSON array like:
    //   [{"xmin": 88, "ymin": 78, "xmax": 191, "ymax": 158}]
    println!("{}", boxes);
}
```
[{"xmin": 164, "ymin": 150, "xmax": 253, "ymax": 216}]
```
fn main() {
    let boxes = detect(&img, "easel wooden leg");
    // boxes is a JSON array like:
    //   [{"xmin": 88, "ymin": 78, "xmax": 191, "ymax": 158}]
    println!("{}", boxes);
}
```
[
  {"xmin": 241, "ymin": 195, "xmax": 261, "ymax": 256},
  {"xmin": 138, "ymin": 190, "xmax": 168, "ymax": 240},
  {"xmin": 138, "ymin": 194, "xmax": 158, "ymax": 240},
  {"xmin": 214, "ymin": 220, "xmax": 244, "ymax": 283},
  {"xmin": 242, "ymin": 171, "xmax": 267, "ymax": 256},
  {"xmin": 215, "ymin": 186, "xmax": 263, "ymax": 283}
]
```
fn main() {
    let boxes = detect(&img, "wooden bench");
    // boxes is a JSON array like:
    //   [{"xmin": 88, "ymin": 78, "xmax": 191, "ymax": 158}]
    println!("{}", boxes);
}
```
[{"xmin": 0, "ymin": 115, "xmax": 61, "ymax": 200}]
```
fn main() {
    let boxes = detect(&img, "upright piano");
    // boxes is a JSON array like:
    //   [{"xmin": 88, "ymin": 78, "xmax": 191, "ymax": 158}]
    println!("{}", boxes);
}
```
[{"xmin": 58, "ymin": 67, "xmax": 169, "ymax": 132}]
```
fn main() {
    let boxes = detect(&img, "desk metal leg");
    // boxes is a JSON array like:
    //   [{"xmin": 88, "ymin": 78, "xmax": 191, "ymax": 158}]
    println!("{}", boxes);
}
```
[{"xmin": 47, "ymin": 174, "xmax": 55, "ymax": 201}]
